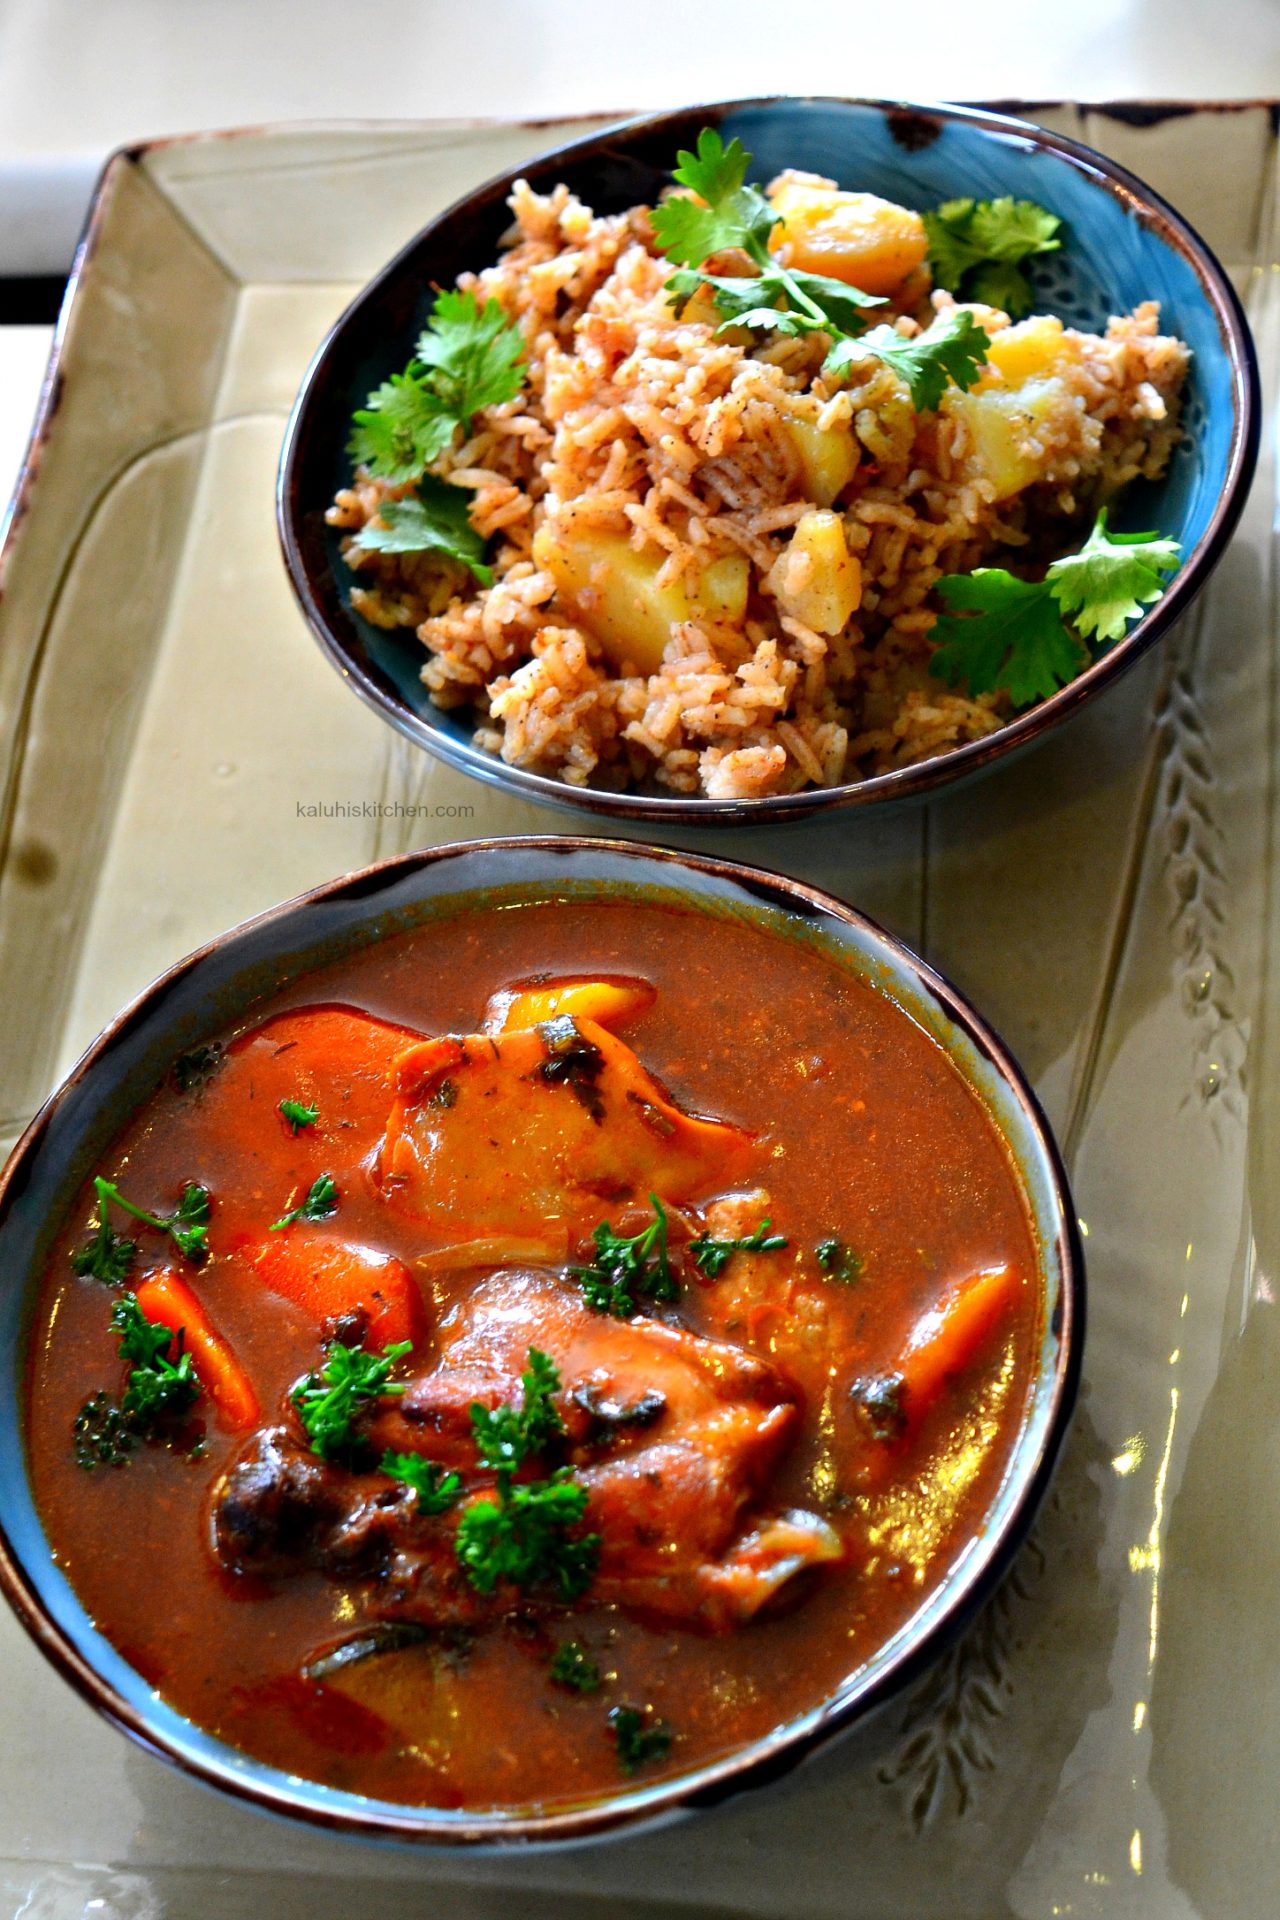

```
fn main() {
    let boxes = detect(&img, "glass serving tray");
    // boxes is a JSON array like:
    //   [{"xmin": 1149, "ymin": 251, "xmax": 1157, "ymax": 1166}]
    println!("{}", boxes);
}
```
[{"xmin": 0, "ymin": 104, "xmax": 1275, "ymax": 1920}]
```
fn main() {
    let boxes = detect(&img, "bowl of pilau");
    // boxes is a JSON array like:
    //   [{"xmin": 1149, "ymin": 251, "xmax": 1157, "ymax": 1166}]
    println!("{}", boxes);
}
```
[{"xmin": 278, "ymin": 97, "xmax": 1258, "ymax": 821}]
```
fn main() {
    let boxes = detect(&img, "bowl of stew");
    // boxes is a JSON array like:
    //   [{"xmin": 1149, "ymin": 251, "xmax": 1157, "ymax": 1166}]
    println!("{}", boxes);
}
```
[
  {"xmin": 0, "ymin": 839, "xmax": 1082, "ymax": 1842},
  {"xmin": 279, "ymin": 94, "xmax": 1257, "ymax": 821}
]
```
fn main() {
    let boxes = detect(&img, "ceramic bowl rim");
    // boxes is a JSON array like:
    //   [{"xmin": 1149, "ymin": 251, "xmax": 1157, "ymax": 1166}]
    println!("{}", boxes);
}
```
[
  {"xmin": 0, "ymin": 835, "xmax": 1083, "ymax": 1845},
  {"xmin": 276, "ymin": 93, "xmax": 1260, "ymax": 825}
]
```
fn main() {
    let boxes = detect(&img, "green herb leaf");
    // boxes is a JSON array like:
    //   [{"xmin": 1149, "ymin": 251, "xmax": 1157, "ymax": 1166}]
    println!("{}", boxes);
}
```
[
  {"xmin": 923, "ymin": 196, "xmax": 1062, "ymax": 319},
  {"xmin": 609, "ymin": 1704, "xmax": 673, "ymax": 1774},
  {"xmin": 352, "ymin": 473, "xmax": 494, "ymax": 584},
  {"xmin": 826, "ymin": 308, "xmax": 989, "ymax": 411},
  {"xmin": 470, "ymin": 1346, "xmax": 565, "ymax": 1473},
  {"xmin": 380, "ymin": 1450, "xmax": 464, "ymax": 1514},
  {"xmin": 347, "ymin": 289, "xmax": 525, "ymax": 484},
  {"xmin": 111, "ymin": 1292, "xmax": 201, "ymax": 1425},
  {"xmin": 689, "ymin": 1216, "xmax": 788, "ymax": 1279},
  {"xmin": 270, "ymin": 1172, "xmax": 339, "ymax": 1233},
  {"xmin": 90, "ymin": 1175, "xmax": 209, "ymax": 1265},
  {"xmin": 814, "ymin": 1236, "xmax": 863, "ymax": 1284},
  {"xmin": 171, "ymin": 1043, "xmax": 224, "ymax": 1092},
  {"xmin": 73, "ymin": 1390, "xmax": 136, "ymax": 1469},
  {"xmin": 71, "ymin": 1210, "xmax": 137, "ymax": 1287},
  {"xmin": 1044, "ymin": 509, "xmax": 1181, "ymax": 643},
  {"xmin": 455, "ymin": 1468, "xmax": 599, "ymax": 1599},
  {"xmin": 278, "ymin": 1098, "xmax": 320, "ymax": 1134},
  {"xmin": 292, "ymin": 1337, "xmax": 412, "ymax": 1461},
  {"xmin": 572, "ymin": 1195, "xmax": 676, "ymax": 1318},
  {"xmin": 930, "ymin": 568, "xmax": 1085, "ymax": 708},
  {"xmin": 550, "ymin": 1640, "xmax": 603, "ymax": 1693}
]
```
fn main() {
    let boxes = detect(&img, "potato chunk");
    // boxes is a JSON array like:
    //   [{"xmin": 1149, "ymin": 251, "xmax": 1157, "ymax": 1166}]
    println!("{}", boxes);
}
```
[
  {"xmin": 783, "ymin": 417, "xmax": 858, "ymax": 507},
  {"xmin": 765, "ymin": 510, "xmax": 862, "ymax": 634},
  {"xmin": 985, "ymin": 314, "xmax": 1080, "ymax": 387},
  {"xmin": 533, "ymin": 520, "xmax": 749, "ymax": 672},
  {"xmin": 767, "ymin": 177, "xmax": 927, "ymax": 296},
  {"xmin": 943, "ymin": 378, "xmax": 1072, "ymax": 502}
]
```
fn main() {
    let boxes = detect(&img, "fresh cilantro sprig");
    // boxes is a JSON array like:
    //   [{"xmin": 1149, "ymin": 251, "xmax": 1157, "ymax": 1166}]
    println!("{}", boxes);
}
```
[
  {"xmin": 352, "ymin": 473, "xmax": 494, "ymax": 586},
  {"xmin": 688, "ymin": 1216, "xmax": 788, "ymax": 1279},
  {"xmin": 653, "ymin": 129, "xmax": 884, "ymax": 346},
  {"xmin": 826, "ymin": 309, "xmax": 990, "ymax": 412},
  {"xmin": 292, "ymin": 1336, "xmax": 412, "ymax": 1461},
  {"xmin": 348, "ymin": 288, "xmax": 526, "ymax": 483},
  {"xmin": 278, "ymin": 1098, "xmax": 319, "ymax": 1134},
  {"xmin": 380, "ymin": 1450, "xmax": 464, "ymax": 1515},
  {"xmin": 84, "ymin": 1176, "xmax": 210, "ymax": 1266},
  {"xmin": 572, "ymin": 1195, "xmax": 676, "ymax": 1318},
  {"xmin": 924, "ymin": 196, "xmax": 1062, "ymax": 318},
  {"xmin": 112, "ymin": 1292, "xmax": 201, "ymax": 1425},
  {"xmin": 455, "ymin": 1347, "xmax": 600, "ymax": 1599},
  {"xmin": 931, "ymin": 510, "xmax": 1181, "ymax": 708},
  {"xmin": 609, "ymin": 1705, "xmax": 673, "ymax": 1774},
  {"xmin": 270, "ymin": 1172, "xmax": 339, "ymax": 1232}
]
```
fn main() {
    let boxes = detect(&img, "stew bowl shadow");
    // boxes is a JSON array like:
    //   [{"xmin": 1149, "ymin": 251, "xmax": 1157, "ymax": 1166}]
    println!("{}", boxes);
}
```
[
  {"xmin": 0, "ymin": 838, "xmax": 1082, "ymax": 1844},
  {"xmin": 278, "ymin": 94, "xmax": 1258, "ymax": 825}
]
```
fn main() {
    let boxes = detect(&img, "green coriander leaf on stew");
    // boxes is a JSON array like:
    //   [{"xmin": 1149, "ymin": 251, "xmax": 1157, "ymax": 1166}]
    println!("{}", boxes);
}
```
[
  {"xmin": 609, "ymin": 1704, "xmax": 673, "ymax": 1774},
  {"xmin": 278, "ymin": 1098, "xmax": 320, "ymax": 1134},
  {"xmin": 930, "ymin": 569, "xmax": 1084, "ymax": 708},
  {"xmin": 1045, "ymin": 509, "xmax": 1181, "ymax": 642},
  {"xmin": 269, "ymin": 1172, "xmax": 339, "ymax": 1233},
  {"xmin": 826, "ymin": 308, "xmax": 989, "ymax": 411},
  {"xmin": 649, "ymin": 128, "xmax": 777, "ymax": 264},
  {"xmin": 380, "ymin": 1451, "xmax": 464, "ymax": 1514},
  {"xmin": 689, "ymin": 1217, "xmax": 788, "ymax": 1279},
  {"xmin": 352, "ymin": 474, "xmax": 494, "ymax": 585},
  {"xmin": 292, "ymin": 1337, "xmax": 412, "ymax": 1460},
  {"xmin": 414, "ymin": 289, "xmax": 527, "ymax": 419},
  {"xmin": 347, "ymin": 368, "xmax": 456, "ymax": 483},
  {"xmin": 550, "ymin": 1640, "xmax": 604, "ymax": 1693}
]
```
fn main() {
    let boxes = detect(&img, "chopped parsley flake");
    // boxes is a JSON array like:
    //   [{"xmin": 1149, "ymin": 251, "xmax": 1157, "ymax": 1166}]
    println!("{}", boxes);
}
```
[
  {"xmin": 572, "ymin": 1195, "xmax": 676, "ymax": 1317},
  {"xmin": 609, "ymin": 1704, "xmax": 673, "ymax": 1774},
  {"xmin": 380, "ymin": 1450, "xmax": 464, "ymax": 1514},
  {"xmin": 292, "ymin": 1337, "xmax": 412, "ymax": 1461},
  {"xmin": 269, "ymin": 1172, "xmax": 339, "ymax": 1232},
  {"xmin": 689, "ymin": 1216, "xmax": 788, "ymax": 1279},
  {"xmin": 278, "ymin": 1098, "xmax": 319, "ymax": 1134},
  {"xmin": 550, "ymin": 1640, "xmax": 603, "ymax": 1693}
]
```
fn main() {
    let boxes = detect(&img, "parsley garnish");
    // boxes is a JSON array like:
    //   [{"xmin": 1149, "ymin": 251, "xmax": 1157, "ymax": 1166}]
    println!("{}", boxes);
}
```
[
  {"xmin": 112, "ymin": 1292, "xmax": 201, "ymax": 1425},
  {"xmin": 348, "ymin": 288, "xmax": 526, "ymax": 483},
  {"xmin": 455, "ymin": 1348, "xmax": 600, "ymax": 1599},
  {"xmin": 924, "ymin": 196, "xmax": 1063, "ymax": 317},
  {"xmin": 71, "ymin": 1207, "xmax": 136, "ymax": 1287},
  {"xmin": 572, "ymin": 1195, "xmax": 676, "ymax": 1317},
  {"xmin": 380, "ymin": 1450, "xmax": 464, "ymax": 1514},
  {"xmin": 826, "ymin": 308, "xmax": 990, "ymax": 412},
  {"xmin": 653, "ymin": 129, "xmax": 884, "ymax": 347},
  {"xmin": 87, "ymin": 1176, "xmax": 210, "ymax": 1264},
  {"xmin": 73, "ymin": 1390, "xmax": 136, "ymax": 1469},
  {"xmin": 171, "ymin": 1042, "xmax": 223, "ymax": 1092},
  {"xmin": 815, "ymin": 1236, "xmax": 863, "ymax": 1284},
  {"xmin": 269, "ymin": 1172, "xmax": 339, "ymax": 1232},
  {"xmin": 931, "ymin": 510, "xmax": 1182, "ymax": 707},
  {"xmin": 351, "ymin": 473, "xmax": 494, "ymax": 585},
  {"xmin": 609, "ymin": 1705, "xmax": 673, "ymax": 1774},
  {"xmin": 292, "ymin": 1336, "xmax": 412, "ymax": 1460},
  {"xmin": 278, "ymin": 1098, "xmax": 319, "ymax": 1134},
  {"xmin": 689, "ymin": 1217, "xmax": 788, "ymax": 1278},
  {"xmin": 550, "ymin": 1640, "xmax": 603, "ymax": 1693},
  {"xmin": 652, "ymin": 130, "xmax": 988, "ymax": 408}
]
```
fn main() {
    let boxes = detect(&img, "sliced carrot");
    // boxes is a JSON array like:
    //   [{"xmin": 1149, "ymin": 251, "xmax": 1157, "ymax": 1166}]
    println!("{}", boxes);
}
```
[
  {"xmin": 483, "ymin": 976, "xmax": 656, "ymax": 1035},
  {"xmin": 250, "ymin": 1234, "xmax": 427, "ymax": 1349},
  {"xmin": 134, "ymin": 1270, "xmax": 261, "ymax": 1433},
  {"xmin": 899, "ymin": 1263, "xmax": 1021, "ymax": 1418}
]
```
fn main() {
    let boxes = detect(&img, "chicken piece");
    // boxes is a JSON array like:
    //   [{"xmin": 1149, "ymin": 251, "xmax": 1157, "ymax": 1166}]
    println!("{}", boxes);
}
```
[
  {"xmin": 212, "ymin": 1272, "xmax": 841, "ymax": 1631},
  {"xmin": 377, "ymin": 1017, "xmax": 752, "ymax": 1246}
]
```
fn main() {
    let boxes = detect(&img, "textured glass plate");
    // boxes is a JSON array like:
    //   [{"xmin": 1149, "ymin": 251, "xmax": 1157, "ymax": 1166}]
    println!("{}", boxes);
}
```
[{"xmin": 0, "ymin": 105, "xmax": 1274, "ymax": 1920}]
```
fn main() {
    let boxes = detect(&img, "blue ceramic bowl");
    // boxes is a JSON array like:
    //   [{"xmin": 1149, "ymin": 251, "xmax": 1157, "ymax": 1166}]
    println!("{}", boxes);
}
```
[
  {"xmin": 0, "ymin": 838, "xmax": 1082, "ymax": 1844},
  {"xmin": 279, "ymin": 96, "xmax": 1258, "ymax": 825}
]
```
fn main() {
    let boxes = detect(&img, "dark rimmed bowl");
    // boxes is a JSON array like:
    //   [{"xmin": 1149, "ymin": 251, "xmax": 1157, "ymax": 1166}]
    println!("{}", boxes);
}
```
[
  {"xmin": 0, "ymin": 837, "xmax": 1082, "ymax": 1845},
  {"xmin": 278, "ymin": 95, "xmax": 1258, "ymax": 826}
]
